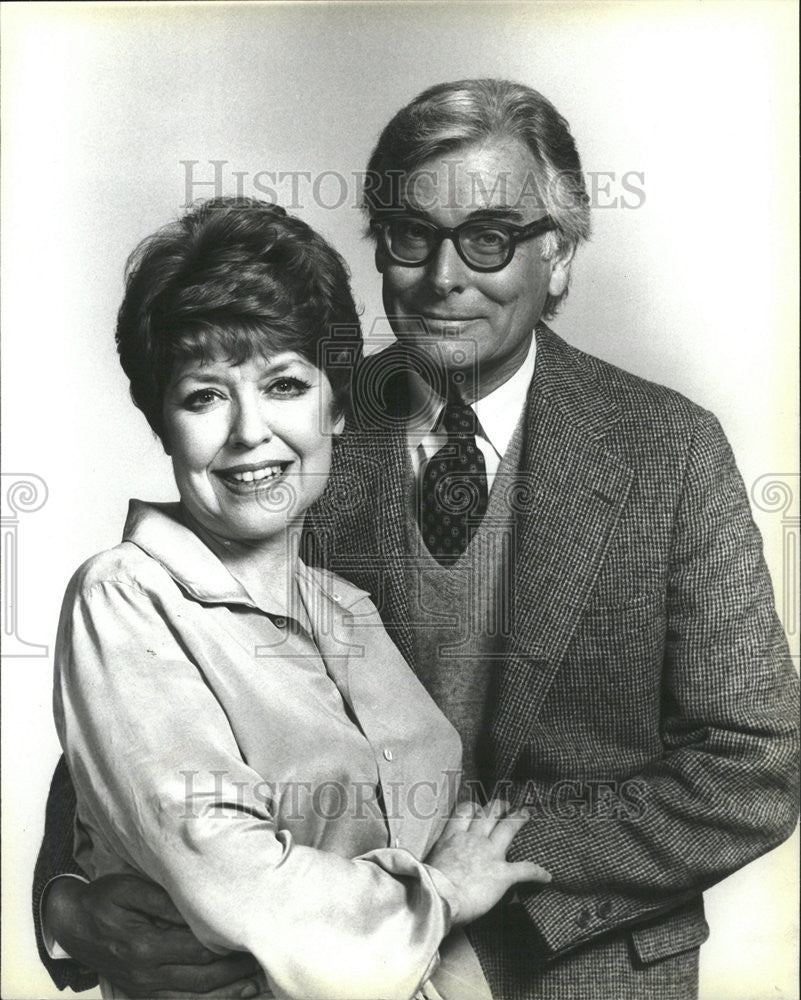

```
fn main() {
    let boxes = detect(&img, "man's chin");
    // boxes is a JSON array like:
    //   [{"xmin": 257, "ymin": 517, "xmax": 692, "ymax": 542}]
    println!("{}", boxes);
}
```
[
  {"xmin": 391, "ymin": 320, "xmax": 478, "ymax": 356},
  {"xmin": 408, "ymin": 335, "xmax": 482, "ymax": 376}
]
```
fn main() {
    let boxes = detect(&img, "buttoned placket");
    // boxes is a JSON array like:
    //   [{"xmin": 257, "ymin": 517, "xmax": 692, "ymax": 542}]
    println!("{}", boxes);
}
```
[
  {"xmin": 124, "ymin": 501, "xmax": 424, "ymax": 858},
  {"xmin": 298, "ymin": 574, "xmax": 408, "ymax": 852}
]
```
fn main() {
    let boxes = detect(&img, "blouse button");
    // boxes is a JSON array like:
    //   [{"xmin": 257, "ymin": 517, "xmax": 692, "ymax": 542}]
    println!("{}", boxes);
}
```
[
  {"xmin": 383, "ymin": 748, "xmax": 394, "ymax": 761},
  {"xmin": 273, "ymin": 616, "xmax": 287, "ymax": 628}
]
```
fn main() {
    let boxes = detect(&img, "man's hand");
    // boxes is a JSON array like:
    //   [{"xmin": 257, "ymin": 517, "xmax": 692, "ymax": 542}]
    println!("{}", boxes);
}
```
[
  {"xmin": 425, "ymin": 800, "xmax": 550, "ymax": 926},
  {"xmin": 43, "ymin": 873, "xmax": 262, "ymax": 998}
]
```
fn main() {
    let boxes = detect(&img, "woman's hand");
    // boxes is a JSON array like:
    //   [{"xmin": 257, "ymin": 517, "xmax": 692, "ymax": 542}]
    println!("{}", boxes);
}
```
[{"xmin": 425, "ymin": 800, "xmax": 550, "ymax": 926}]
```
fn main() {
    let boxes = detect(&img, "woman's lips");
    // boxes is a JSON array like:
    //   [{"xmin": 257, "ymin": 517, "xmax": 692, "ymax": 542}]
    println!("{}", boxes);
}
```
[{"xmin": 214, "ymin": 461, "xmax": 291, "ymax": 491}]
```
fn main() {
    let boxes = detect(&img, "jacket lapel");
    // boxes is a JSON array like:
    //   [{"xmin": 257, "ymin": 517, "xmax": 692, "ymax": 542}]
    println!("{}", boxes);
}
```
[
  {"xmin": 492, "ymin": 327, "xmax": 634, "ymax": 779},
  {"xmin": 306, "ymin": 419, "xmax": 416, "ymax": 669},
  {"xmin": 307, "ymin": 329, "xmax": 635, "ymax": 770}
]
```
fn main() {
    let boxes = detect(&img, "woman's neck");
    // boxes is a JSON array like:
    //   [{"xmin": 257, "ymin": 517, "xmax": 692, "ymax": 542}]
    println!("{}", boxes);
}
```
[{"xmin": 180, "ymin": 506, "xmax": 302, "ymax": 615}]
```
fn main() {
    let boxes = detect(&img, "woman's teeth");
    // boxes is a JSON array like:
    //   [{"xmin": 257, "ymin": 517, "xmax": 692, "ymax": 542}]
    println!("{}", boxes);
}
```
[{"xmin": 227, "ymin": 465, "xmax": 284, "ymax": 483}]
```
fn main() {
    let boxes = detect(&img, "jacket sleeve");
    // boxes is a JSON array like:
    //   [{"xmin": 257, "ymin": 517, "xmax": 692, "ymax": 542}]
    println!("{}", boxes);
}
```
[
  {"xmin": 32, "ymin": 756, "xmax": 99, "ymax": 992},
  {"xmin": 54, "ymin": 573, "xmax": 454, "ymax": 1000},
  {"xmin": 507, "ymin": 410, "xmax": 800, "ymax": 956}
]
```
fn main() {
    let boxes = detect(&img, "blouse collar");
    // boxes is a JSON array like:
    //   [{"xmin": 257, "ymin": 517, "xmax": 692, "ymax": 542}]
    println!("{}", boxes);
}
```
[{"xmin": 122, "ymin": 499, "xmax": 370, "ymax": 614}]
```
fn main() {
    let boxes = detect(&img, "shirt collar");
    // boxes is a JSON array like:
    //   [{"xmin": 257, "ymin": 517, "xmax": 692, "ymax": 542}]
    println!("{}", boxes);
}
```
[
  {"xmin": 472, "ymin": 331, "xmax": 537, "ymax": 457},
  {"xmin": 122, "ymin": 499, "xmax": 370, "ymax": 613},
  {"xmin": 406, "ymin": 330, "xmax": 537, "ymax": 457}
]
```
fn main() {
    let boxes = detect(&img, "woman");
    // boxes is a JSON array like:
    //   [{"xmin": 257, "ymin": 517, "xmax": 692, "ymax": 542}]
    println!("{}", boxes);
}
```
[{"xmin": 53, "ymin": 197, "xmax": 548, "ymax": 1000}]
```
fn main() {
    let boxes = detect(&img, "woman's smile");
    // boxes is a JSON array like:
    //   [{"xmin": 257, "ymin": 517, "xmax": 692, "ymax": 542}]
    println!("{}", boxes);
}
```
[{"xmin": 214, "ymin": 459, "xmax": 292, "ymax": 490}]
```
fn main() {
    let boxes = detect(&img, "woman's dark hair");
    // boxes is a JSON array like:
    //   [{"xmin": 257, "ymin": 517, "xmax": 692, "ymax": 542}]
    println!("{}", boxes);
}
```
[{"xmin": 116, "ymin": 197, "xmax": 362, "ymax": 444}]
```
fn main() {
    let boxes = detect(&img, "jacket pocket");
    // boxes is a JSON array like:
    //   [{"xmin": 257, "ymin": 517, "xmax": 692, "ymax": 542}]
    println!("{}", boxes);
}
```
[{"xmin": 629, "ymin": 897, "xmax": 710, "ymax": 964}]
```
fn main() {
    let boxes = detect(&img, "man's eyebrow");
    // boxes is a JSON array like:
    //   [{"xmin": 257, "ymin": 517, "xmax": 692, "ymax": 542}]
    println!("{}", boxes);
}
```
[
  {"xmin": 401, "ymin": 205, "xmax": 526, "ymax": 223},
  {"xmin": 465, "ymin": 207, "xmax": 526, "ymax": 223}
]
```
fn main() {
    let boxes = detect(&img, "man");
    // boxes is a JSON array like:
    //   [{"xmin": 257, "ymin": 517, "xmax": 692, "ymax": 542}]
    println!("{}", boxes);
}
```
[{"xmin": 33, "ymin": 79, "xmax": 798, "ymax": 999}]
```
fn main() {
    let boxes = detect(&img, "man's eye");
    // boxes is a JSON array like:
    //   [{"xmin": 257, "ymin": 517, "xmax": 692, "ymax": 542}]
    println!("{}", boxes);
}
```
[
  {"xmin": 471, "ymin": 228, "xmax": 507, "ymax": 248},
  {"xmin": 268, "ymin": 377, "xmax": 311, "ymax": 397},
  {"xmin": 183, "ymin": 388, "xmax": 221, "ymax": 410},
  {"xmin": 396, "ymin": 221, "xmax": 430, "ymax": 242}
]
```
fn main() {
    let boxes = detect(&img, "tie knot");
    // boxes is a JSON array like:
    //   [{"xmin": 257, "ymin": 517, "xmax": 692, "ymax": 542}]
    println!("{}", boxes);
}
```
[{"xmin": 441, "ymin": 399, "xmax": 478, "ymax": 437}]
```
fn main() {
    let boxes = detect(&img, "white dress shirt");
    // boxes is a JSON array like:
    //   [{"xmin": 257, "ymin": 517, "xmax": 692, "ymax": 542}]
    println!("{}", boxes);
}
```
[{"xmin": 407, "ymin": 332, "xmax": 537, "ymax": 491}]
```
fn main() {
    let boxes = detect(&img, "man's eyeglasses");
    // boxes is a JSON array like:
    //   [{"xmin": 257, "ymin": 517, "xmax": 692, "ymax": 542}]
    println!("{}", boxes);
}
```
[{"xmin": 370, "ymin": 214, "xmax": 556, "ymax": 273}]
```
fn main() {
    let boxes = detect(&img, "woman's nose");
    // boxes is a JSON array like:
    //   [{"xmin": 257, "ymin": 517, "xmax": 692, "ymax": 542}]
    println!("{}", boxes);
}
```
[
  {"xmin": 229, "ymin": 397, "xmax": 273, "ymax": 448},
  {"xmin": 426, "ymin": 236, "xmax": 468, "ymax": 295}
]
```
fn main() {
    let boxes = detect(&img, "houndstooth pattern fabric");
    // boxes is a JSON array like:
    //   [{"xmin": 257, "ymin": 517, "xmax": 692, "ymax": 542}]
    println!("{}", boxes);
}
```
[
  {"xmin": 418, "ymin": 398, "xmax": 488, "ymax": 564},
  {"xmin": 305, "ymin": 325, "xmax": 800, "ymax": 997},
  {"xmin": 466, "ymin": 900, "xmax": 704, "ymax": 999},
  {"xmin": 34, "ymin": 325, "xmax": 800, "ymax": 999}
]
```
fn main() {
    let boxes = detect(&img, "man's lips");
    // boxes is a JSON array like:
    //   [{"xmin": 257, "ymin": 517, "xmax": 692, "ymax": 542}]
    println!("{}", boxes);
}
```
[
  {"xmin": 421, "ymin": 313, "xmax": 480, "ymax": 322},
  {"xmin": 214, "ymin": 460, "xmax": 291, "ymax": 486}
]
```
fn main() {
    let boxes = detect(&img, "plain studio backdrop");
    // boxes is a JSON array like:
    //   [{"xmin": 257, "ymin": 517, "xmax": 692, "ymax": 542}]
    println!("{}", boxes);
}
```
[{"xmin": 1, "ymin": 3, "xmax": 798, "ymax": 998}]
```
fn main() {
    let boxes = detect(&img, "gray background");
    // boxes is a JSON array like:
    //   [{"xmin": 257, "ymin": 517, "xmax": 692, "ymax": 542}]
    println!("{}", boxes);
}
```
[{"xmin": 1, "ymin": 3, "xmax": 797, "ymax": 997}]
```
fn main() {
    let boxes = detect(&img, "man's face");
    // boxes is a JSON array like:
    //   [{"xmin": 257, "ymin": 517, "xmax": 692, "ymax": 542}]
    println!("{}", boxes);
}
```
[{"xmin": 378, "ymin": 135, "xmax": 572, "ymax": 399}]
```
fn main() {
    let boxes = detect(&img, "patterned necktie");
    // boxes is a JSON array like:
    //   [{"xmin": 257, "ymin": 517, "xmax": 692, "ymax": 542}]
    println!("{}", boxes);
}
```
[{"xmin": 418, "ymin": 398, "xmax": 489, "ymax": 565}]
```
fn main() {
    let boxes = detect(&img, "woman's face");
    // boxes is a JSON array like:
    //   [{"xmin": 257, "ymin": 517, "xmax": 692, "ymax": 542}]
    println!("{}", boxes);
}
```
[{"xmin": 163, "ymin": 350, "xmax": 344, "ymax": 548}]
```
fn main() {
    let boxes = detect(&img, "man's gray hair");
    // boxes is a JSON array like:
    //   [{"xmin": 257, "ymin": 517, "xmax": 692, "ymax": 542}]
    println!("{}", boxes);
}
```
[{"xmin": 363, "ymin": 78, "xmax": 591, "ymax": 317}]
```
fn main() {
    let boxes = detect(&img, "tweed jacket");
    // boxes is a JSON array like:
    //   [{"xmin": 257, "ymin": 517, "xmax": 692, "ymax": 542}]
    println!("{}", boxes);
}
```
[
  {"xmin": 34, "ymin": 326, "xmax": 799, "ymax": 998},
  {"xmin": 302, "ymin": 324, "xmax": 800, "ymax": 994}
]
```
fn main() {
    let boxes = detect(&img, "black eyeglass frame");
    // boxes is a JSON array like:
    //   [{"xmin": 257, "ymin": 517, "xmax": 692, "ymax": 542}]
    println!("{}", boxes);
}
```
[{"xmin": 370, "ymin": 214, "xmax": 557, "ymax": 273}]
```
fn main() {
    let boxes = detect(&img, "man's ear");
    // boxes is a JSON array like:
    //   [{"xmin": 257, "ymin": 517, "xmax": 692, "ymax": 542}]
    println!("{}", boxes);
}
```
[{"xmin": 547, "ymin": 243, "xmax": 577, "ymax": 298}]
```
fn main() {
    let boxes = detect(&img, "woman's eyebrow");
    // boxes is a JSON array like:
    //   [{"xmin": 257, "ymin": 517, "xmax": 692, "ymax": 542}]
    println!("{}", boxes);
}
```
[
  {"xmin": 171, "ymin": 358, "xmax": 310, "ymax": 388},
  {"xmin": 169, "ymin": 369, "xmax": 229, "ymax": 390},
  {"xmin": 256, "ymin": 358, "xmax": 317, "ymax": 381},
  {"xmin": 174, "ymin": 371, "xmax": 224, "ymax": 384}
]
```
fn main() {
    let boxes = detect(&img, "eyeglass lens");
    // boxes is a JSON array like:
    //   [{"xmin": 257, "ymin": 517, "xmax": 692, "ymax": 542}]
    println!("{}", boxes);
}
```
[{"xmin": 385, "ymin": 219, "xmax": 512, "ymax": 267}]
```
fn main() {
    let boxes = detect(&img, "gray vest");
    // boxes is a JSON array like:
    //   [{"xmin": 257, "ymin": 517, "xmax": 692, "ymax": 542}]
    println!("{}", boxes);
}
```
[{"xmin": 405, "ymin": 420, "xmax": 525, "ymax": 797}]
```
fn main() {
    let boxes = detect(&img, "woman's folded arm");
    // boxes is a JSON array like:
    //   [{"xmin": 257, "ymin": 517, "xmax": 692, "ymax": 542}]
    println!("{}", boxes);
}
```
[{"xmin": 54, "ymin": 571, "xmax": 450, "ymax": 1000}]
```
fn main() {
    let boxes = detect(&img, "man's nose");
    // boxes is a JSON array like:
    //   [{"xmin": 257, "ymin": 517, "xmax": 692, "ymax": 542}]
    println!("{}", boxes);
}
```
[
  {"xmin": 426, "ymin": 236, "xmax": 468, "ymax": 295},
  {"xmin": 229, "ymin": 396, "xmax": 273, "ymax": 448}
]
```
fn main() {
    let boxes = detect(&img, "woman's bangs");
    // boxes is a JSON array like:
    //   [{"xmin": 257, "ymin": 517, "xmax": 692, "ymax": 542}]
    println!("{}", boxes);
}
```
[{"xmin": 170, "ymin": 320, "xmax": 303, "ymax": 368}]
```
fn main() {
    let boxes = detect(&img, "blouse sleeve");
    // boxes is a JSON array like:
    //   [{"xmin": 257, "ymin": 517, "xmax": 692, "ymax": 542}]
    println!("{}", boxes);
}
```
[{"xmin": 53, "ymin": 571, "xmax": 455, "ymax": 1000}]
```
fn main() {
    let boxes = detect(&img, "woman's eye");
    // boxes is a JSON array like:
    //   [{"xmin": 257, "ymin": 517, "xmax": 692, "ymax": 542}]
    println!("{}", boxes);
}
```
[
  {"xmin": 183, "ymin": 388, "xmax": 221, "ymax": 410},
  {"xmin": 268, "ymin": 377, "xmax": 311, "ymax": 397}
]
